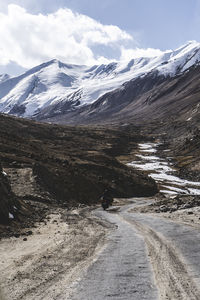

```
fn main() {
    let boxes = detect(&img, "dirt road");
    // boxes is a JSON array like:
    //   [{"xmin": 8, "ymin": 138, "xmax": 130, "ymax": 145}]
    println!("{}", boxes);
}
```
[
  {"xmin": 0, "ymin": 208, "xmax": 110, "ymax": 300},
  {"xmin": 1, "ymin": 199, "xmax": 200, "ymax": 300},
  {"xmin": 69, "ymin": 200, "xmax": 200, "ymax": 300}
]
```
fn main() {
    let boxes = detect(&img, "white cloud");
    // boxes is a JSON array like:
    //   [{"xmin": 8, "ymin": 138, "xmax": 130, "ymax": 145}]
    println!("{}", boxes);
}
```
[
  {"xmin": 120, "ymin": 46, "xmax": 164, "ymax": 61},
  {"xmin": 0, "ymin": 4, "xmax": 168, "ymax": 72},
  {"xmin": 0, "ymin": 4, "xmax": 133, "ymax": 68}
]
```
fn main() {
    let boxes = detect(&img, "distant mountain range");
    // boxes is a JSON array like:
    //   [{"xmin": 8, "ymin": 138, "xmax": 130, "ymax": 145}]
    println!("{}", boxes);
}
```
[{"xmin": 0, "ymin": 41, "xmax": 200, "ymax": 124}]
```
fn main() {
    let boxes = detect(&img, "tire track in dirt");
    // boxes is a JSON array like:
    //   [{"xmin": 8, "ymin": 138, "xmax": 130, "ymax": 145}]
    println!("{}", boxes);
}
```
[
  {"xmin": 0, "ymin": 209, "xmax": 111, "ymax": 300},
  {"xmin": 121, "ymin": 215, "xmax": 200, "ymax": 300},
  {"xmin": 69, "ymin": 207, "xmax": 158, "ymax": 300}
]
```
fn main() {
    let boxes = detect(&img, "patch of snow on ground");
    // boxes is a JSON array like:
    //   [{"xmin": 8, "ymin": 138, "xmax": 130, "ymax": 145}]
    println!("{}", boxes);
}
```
[
  {"xmin": 187, "ymin": 188, "xmax": 200, "ymax": 195},
  {"xmin": 138, "ymin": 143, "xmax": 157, "ymax": 149},
  {"xmin": 141, "ymin": 149, "xmax": 157, "ymax": 153},
  {"xmin": 136, "ymin": 154, "xmax": 160, "ymax": 160},
  {"xmin": 162, "ymin": 185, "xmax": 188, "ymax": 194},
  {"xmin": 9, "ymin": 213, "xmax": 14, "ymax": 219},
  {"xmin": 128, "ymin": 161, "xmax": 173, "ymax": 173},
  {"xmin": 159, "ymin": 190, "xmax": 178, "ymax": 195},
  {"xmin": 128, "ymin": 142, "xmax": 200, "ymax": 196}
]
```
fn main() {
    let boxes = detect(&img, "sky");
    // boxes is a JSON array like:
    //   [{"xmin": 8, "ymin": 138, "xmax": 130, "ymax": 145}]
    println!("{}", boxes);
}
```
[{"xmin": 0, "ymin": 0, "xmax": 200, "ymax": 75}]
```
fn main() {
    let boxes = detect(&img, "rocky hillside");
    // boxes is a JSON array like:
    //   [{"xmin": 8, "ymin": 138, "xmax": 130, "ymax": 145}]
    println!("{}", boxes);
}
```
[
  {"xmin": 0, "ymin": 114, "xmax": 158, "ymax": 225},
  {"xmin": 0, "ymin": 163, "xmax": 20, "ymax": 224}
]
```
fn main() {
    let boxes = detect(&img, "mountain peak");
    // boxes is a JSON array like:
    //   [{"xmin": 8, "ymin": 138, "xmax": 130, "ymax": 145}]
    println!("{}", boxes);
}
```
[
  {"xmin": 174, "ymin": 40, "xmax": 200, "ymax": 54},
  {"xmin": 49, "ymin": 59, "xmax": 61, "ymax": 65},
  {"xmin": 1, "ymin": 41, "xmax": 200, "ymax": 119},
  {"xmin": 185, "ymin": 40, "xmax": 199, "ymax": 46}
]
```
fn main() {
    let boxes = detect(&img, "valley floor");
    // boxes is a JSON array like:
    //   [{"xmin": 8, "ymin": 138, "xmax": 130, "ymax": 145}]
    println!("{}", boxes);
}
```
[
  {"xmin": 0, "ymin": 123, "xmax": 199, "ymax": 299},
  {"xmin": 0, "ymin": 198, "xmax": 200, "ymax": 300}
]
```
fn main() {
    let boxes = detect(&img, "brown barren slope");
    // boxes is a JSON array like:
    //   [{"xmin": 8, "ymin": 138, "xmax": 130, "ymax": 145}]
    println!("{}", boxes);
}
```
[{"xmin": 0, "ymin": 113, "xmax": 157, "ymax": 228}]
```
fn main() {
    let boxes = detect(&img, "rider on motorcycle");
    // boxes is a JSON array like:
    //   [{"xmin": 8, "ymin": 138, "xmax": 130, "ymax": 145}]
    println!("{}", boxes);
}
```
[{"xmin": 101, "ymin": 188, "xmax": 113, "ymax": 210}]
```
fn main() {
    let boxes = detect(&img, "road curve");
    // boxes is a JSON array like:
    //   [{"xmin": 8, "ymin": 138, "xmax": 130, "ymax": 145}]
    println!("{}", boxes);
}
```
[{"xmin": 69, "ymin": 199, "xmax": 200, "ymax": 300}]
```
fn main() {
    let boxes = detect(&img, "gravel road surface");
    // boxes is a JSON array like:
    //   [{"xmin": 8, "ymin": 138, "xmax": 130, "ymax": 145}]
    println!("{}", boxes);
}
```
[{"xmin": 69, "ymin": 200, "xmax": 200, "ymax": 300}]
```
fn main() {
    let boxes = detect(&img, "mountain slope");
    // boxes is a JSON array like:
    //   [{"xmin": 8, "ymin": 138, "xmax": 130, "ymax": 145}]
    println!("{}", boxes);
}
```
[
  {"xmin": 0, "ymin": 114, "xmax": 158, "ymax": 209},
  {"xmin": 0, "ymin": 74, "xmax": 10, "ymax": 83},
  {"xmin": 0, "ymin": 41, "xmax": 200, "ymax": 118},
  {"xmin": 36, "ymin": 64, "xmax": 200, "ymax": 126}
]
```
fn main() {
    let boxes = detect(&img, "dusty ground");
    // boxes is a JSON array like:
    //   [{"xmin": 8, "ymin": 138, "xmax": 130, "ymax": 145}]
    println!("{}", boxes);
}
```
[
  {"xmin": 124, "ymin": 213, "xmax": 200, "ymax": 300},
  {"xmin": 129, "ymin": 195, "xmax": 200, "ymax": 228},
  {"xmin": 0, "ymin": 206, "xmax": 112, "ymax": 300},
  {"xmin": 149, "ymin": 206, "xmax": 200, "ymax": 230},
  {"xmin": 65, "ymin": 198, "xmax": 200, "ymax": 300},
  {"xmin": 1, "ymin": 197, "xmax": 200, "ymax": 300}
]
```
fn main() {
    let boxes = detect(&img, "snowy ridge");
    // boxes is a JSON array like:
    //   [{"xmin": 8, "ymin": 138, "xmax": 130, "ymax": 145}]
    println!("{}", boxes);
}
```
[
  {"xmin": 0, "ymin": 41, "xmax": 200, "ymax": 117},
  {"xmin": 0, "ymin": 74, "xmax": 10, "ymax": 83}
]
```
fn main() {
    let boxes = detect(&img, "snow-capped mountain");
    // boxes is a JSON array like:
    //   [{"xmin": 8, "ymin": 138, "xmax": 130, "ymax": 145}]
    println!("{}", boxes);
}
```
[
  {"xmin": 0, "ymin": 41, "xmax": 200, "ymax": 118},
  {"xmin": 0, "ymin": 74, "xmax": 10, "ymax": 83}
]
